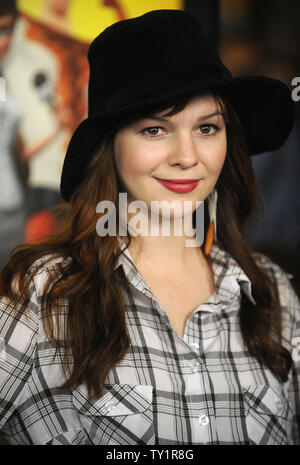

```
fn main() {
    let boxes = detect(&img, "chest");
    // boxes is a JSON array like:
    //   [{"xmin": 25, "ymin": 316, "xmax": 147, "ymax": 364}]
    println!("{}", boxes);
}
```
[{"xmin": 136, "ymin": 262, "xmax": 215, "ymax": 337}]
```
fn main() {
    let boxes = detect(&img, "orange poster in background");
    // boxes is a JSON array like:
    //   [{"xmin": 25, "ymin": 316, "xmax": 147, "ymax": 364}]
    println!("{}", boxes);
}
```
[
  {"xmin": 18, "ymin": 0, "xmax": 183, "ymax": 42},
  {"xmin": 10, "ymin": 0, "xmax": 183, "ymax": 189},
  {"xmin": 5, "ymin": 0, "xmax": 182, "ymax": 241}
]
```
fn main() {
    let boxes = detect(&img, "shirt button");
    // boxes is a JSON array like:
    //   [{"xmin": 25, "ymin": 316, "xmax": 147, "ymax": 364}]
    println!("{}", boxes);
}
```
[
  {"xmin": 190, "ymin": 342, "xmax": 200, "ymax": 350},
  {"xmin": 102, "ymin": 399, "xmax": 117, "ymax": 414},
  {"xmin": 199, "ymin": 414, "xmax": 209, "ymax": 426},
  {"xmin": 191, "ymin": 360, "xmax": 201, "ymax": 373}
]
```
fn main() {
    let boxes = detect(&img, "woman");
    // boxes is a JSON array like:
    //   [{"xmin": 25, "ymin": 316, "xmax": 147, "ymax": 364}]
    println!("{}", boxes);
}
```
[{"xmin": 0, "ymin": 9, "xmax": 299, "ymax": 445}]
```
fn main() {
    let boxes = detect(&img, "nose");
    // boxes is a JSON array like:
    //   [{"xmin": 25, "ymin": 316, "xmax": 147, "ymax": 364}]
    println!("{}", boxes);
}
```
[{"xmin": 167, "ymin": 132, "xmax": 199, "ymax": 168}]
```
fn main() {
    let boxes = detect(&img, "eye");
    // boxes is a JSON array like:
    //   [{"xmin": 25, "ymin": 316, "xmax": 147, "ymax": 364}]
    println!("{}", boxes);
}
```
[
  {"xmin": 198, "ymin": 124, "xmax": 219, "ymax": 135},
  {"xmin": 142, "ymin": 126, "xmax": 165, "ymax": 137}
]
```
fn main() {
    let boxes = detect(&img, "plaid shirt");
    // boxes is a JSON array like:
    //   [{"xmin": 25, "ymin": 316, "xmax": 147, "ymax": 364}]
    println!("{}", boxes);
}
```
[{"xmin": 0, "ymin": 240, "xmax": 299, "ymax": 445}]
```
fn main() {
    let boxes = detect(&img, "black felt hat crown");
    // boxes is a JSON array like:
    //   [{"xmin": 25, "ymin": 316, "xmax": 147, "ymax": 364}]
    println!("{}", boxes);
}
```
[{"xmin": 60, "ymin": 9, "xmax": 295, "ymax": 202}]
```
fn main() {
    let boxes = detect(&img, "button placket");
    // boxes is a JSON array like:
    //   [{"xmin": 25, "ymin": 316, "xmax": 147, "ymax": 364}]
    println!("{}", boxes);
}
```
[{"xmin": 191, "ymin": 360, "xmax": 201, "ymax": 373}]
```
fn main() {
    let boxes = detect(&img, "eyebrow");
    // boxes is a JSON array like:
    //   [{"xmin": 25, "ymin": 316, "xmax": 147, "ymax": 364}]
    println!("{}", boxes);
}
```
[{"xmin": 143, "ymin": 111, "xmax": 225, "ymax": 123}]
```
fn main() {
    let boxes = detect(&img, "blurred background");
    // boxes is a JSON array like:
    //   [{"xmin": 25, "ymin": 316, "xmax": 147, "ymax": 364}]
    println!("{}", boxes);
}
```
[{"xmin": 0, "ymin": 0, "xmax": 299, "ymax": 295}]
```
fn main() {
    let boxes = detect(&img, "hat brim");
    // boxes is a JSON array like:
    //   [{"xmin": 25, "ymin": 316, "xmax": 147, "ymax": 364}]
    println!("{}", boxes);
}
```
[{"xmin": 61, "ymin": 75, "xmax": 295, "ymax": 202}]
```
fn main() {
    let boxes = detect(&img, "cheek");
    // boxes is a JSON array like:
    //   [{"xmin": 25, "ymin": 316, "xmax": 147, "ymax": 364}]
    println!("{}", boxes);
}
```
[
  {"xmin": 115, "ymin": 140, "xmax": 158, "ymax": 181},
  {"xmin": 121, "ymin": 158, "xmax": 142, "ymax": 183},
  {"xmin": 206, "ymin": 135, "xmax": 227, "ymax": 175}
]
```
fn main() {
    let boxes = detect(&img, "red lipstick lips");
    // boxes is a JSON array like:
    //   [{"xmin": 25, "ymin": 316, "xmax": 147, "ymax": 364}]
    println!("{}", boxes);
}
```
[{"xmin": 155, "ymin": 178, "xmax": 200, "ymax": 193}]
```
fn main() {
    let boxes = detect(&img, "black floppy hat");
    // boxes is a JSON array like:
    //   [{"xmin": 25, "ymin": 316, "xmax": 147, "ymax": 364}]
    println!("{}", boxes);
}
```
[{"xmin": 60, "ymin": 9, "xmax": 295, "ymax": 202}]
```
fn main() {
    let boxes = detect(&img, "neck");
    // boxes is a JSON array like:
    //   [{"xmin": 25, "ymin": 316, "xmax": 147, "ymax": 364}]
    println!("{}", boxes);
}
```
[
  {"xmin": 126, "ymin": 225, "xmax": 206, "ymax": 270},
  {"xmin": 119, "ymin": 200, "xmax": 207, "ymax": 268}
]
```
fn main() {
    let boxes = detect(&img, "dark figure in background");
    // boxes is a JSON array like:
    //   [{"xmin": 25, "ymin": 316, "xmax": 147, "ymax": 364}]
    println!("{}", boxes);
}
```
[
  {"xmin": 246, "ymin": 0, "xmax": 300, "ymax": 298},
  {"xmin": 247, "ymin": 104, "xmax": 300, "ymax": 298},
  {"xmin": 219, "ymin": 1, "xmax": 300, "ymax": 298}
]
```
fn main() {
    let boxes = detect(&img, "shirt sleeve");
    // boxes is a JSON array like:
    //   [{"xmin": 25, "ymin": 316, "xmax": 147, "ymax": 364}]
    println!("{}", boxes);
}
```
[
  {"xmin": 284, "ymin": 276, "xmax": 300, "ymax": 445},
  {"xmin": 0, "ymin": 278, "xmax": 39, "ymax": 430},
  {"xmin": 254, "ymin": 253, "xmax": 300, "ymax": 444},
  {"xmin": 269, "ymin": 260, "xmax": 300, "ymax": 444}
]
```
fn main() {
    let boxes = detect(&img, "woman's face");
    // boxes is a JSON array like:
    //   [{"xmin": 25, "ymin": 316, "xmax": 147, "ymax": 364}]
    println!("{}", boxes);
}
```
[{"xmin": 114, "ymin": 92, "xmax": 227, "ymax": 219}]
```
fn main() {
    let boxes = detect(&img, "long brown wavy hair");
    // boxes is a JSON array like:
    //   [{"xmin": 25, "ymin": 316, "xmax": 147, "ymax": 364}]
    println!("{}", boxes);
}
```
[{"xmin": 0, "ymin": 89, "xmax": 293, "ymax": 399}]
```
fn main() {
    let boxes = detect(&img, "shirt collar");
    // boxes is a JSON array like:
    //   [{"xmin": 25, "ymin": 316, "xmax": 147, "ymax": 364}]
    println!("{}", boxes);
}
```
[
  {"xmin": 209, "ymin": 241, "xmax": 256, "ymax": 306},
  {"xmin": 113, "ymin": 237, "xmax": 256, "ymax": 306}
]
